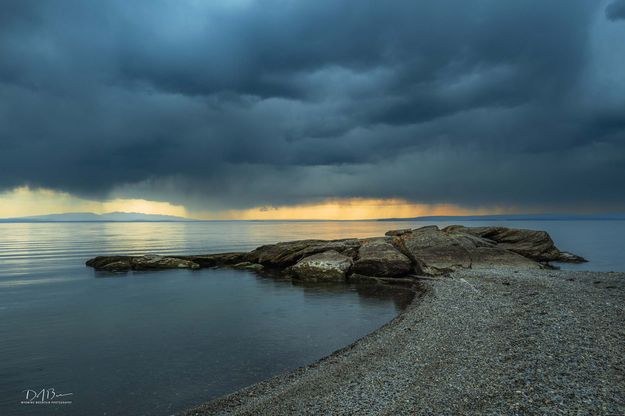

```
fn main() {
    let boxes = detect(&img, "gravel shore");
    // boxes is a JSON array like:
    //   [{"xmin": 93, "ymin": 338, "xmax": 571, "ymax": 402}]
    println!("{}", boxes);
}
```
[{"xmin": 184, "ymin": 270, "xmax": 625, "ymax": 415}]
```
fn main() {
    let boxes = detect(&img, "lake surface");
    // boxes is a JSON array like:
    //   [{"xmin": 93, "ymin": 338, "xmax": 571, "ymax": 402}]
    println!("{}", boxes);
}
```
[{"xmin": 0, "ymin": 220, "xmax": 623, "ymax": 415}]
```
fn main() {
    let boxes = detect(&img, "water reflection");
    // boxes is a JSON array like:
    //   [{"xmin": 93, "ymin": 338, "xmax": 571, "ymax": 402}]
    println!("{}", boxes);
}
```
[
  {"xmin": 0, "ymin": 220, "xmax": 623, "ymax": 416},
  {"xmin": 289, "ymin": 279, "xmax": 416, "ymax": 311},
  {"xmin": 0, "ymin": 259, "xmax": 408, "ymax": 416},
  {"xmin": 2, "ymin": 220, "xmax": 622, "ymax": 280}
]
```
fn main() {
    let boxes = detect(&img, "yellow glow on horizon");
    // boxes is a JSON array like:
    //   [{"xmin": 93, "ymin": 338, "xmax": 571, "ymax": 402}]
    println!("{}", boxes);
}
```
[
  {"xmin": 218, "ymin": 198, "xmax": 510, "ymax": 220},
  {"xmin": 0, "ymin": 187, "xmax": 512, "ymax": 220},
  {"xmin": 101, "ymin": 198, "xmax": 187, "ymax": 216},
  {"xmin": 0, "ymin": 187, "xmax": 188, "ymax": 218}
]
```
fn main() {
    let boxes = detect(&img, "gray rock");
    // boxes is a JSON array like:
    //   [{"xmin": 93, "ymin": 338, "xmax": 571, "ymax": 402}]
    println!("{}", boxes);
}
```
[
  {"xmin": 176, "ymin": 252, "xmax": 248, "ymax": 267},
  {"xmin": 86, "ymin": 255, "xmax": 199, "ymax": 271},
  {"xmin": 469, "ymin": 247, "xmax": 543, "ymax": 270},
  {"xmin": 557, "ymin": 251, "xmax": 587, "ymax": 263},
  {"xmin": 385, "ymin": 229, "xmax": 413, "ymax": 237},
  {"xmin": 444, "ymin": 225, "xmax": 587, "ymax": 263},
  {"xmin": 99, "ymin": 260, "xmax": 132, "ymax": 272},
  {"xmin": 393, "ymin": 226, "xmax": 477, "ymax": 275},
  {"xmin": 86, "ymin": 256, "xmax": 132, "ymax": 271},
  {"xmin": 247, "ymin": 239, "xmax": 361, "ymax": 267},
  {"xmin": 415, "ymin": 245, "xmax": 473, "ymax": 276},
  {"xmin": 130, "ymin": 255, "xmax": 200, "ymax": 270},
  {"xmin": 393, "ymin": 226, "xmax": 543, "ymax": 275},
  {"xmin": 290, "ymin": 250, "xmax": 353, "ymax": 282},
  {"xmin": 352, "ymin": 238, "xmax": 413, "ymax": 277},
  {"xmin": 86, "ymin": 225, "xmax": 583, "ymax": 279}
]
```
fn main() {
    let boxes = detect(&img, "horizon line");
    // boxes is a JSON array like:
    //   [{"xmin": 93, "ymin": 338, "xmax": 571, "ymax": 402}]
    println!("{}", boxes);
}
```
[{"xmin": 2, "ymin": 212, "xmax": 625, "ymax": 223}]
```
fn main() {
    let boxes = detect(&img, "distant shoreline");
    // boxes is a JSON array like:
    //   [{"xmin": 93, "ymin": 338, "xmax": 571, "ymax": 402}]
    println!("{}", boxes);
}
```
[{"xmin": 2, "ymin": 214, "xmax": 625, "ymax": 223}]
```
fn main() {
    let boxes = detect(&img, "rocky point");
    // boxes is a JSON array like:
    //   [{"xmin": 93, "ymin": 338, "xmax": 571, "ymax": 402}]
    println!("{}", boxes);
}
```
[{"xmin": 86, "ymin": 225, "xmax": 586, "ymax": 281}]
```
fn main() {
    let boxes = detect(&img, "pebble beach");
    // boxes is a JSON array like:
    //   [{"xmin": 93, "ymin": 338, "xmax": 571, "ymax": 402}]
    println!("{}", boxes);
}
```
[{"xmin": 185, "ymin": 269, "xmax": 625, "ymax": 415}]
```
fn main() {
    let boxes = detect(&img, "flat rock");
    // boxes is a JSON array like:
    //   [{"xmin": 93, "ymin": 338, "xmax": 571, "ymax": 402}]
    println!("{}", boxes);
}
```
[
  {"xmin": 391, "ymin": 226, "xmax": 543, "ymax": 275},
  {"xmin": 86, "ymin": 255, "xmax": 200, "ymax": 271},
  {"xmin": 99, "ymin": 259, "xmax": 133, "ymax": 272},
  {"xmin": 290, "ymin": 250, "xmax": 353, "ymax": 282},
  {"xmin": 468, "ymin": 247, "xmax": 543, "ymax": 270},
  {"xmin": 247, "ymin": 239, "xmax": 361, "ymax": 267},
  {"xmin": 86, "ymin": 256, "xmax": 132, "ymax": 271},
  {"xmin": 352, "ymin": 238, "xmax": 413, "ymax": 277},
  {"xmin": 393, "ymin": 226, "xmax": 488, "ymax": 275},
  {"xmin": 176, "ymin": 253, "xmax": 248, "ymax": 267},
  {"xmin": 131, "ymin": 255, "xmax": 200, "ymax": 270},
  {"xmin": 444, "ymin": 226, "xmax": 586, "ymax": 263},
  {"xmin": 414, "ymin": 245, "xmax": 473, "ymax": 276}
]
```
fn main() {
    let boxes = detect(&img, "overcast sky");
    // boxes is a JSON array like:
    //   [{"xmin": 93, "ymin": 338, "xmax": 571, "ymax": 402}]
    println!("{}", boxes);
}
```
[{"xmin": 1, "ymin": 0, "xmax": 624, "ymax": 216}]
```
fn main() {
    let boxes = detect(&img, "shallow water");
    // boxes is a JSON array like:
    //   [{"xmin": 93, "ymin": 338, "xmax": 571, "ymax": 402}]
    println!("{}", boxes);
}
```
[
  {"xmin": 0, "ymin": 220, "xmax": 622, "ymax": 415},
  {"xmin": 0, "ymin": 222, "xmax": 414, "ymax": 416}
]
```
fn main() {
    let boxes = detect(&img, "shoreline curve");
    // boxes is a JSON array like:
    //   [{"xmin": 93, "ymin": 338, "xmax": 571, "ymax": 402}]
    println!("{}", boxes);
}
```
[{"xmin": 183, "ymin": 269, "xmax": 625, "ymax": 415}]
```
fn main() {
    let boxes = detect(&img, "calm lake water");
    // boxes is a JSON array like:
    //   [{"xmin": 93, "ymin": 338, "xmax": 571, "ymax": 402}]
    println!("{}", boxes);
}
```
[{"xmin": 0, "ymin": 220, "xmax": 623, "ymax": 415}]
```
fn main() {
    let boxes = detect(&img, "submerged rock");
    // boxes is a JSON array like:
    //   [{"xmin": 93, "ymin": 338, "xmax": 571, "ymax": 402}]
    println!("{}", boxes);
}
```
[
  {"xmin": 352, "ymin": 238, "xmax": 413, "ymax": 277},
  {"xmin": 175, "ymin": 253, "xmax": 248, "ymax": 267},
  {"xmin": 290, "ymin": 250, "xmax": 353, "ymax": 282},
  {"xmin": 86, "ymin": 255, "xmax": 200, "ymax": 272},
  {"xmin": 231, "ymin": 262, "xmax": 264, "ymax": 271}
]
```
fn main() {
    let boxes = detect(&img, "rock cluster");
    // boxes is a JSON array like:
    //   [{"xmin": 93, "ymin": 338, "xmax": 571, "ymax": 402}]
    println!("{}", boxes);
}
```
[{"xmin": 86, "ymin": 225, "xmax": 586, "ymax": 280}]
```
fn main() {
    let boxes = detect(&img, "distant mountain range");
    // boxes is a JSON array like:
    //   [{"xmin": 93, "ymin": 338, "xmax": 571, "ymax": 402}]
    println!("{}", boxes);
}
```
[
  {"xmin": 2, "ymin": 212, "xmax": 624, "ymax": 223},
  {"xmin": 377, "ymin": 213, "xmax": 625, "ymax": 221},
  {"xmin": 0, "ymin": 212, "xmax": 196, "ymax": 222}
]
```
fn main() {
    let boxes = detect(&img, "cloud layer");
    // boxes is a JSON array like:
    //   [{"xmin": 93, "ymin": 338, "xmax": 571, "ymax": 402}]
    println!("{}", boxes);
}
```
[
  {"xmin": 1, "ymin": 0, "xmax": 624, "ymax": 212},
  {"xmin": 607, "ymin": 0, "xmax": 625, "ymax": 20}
]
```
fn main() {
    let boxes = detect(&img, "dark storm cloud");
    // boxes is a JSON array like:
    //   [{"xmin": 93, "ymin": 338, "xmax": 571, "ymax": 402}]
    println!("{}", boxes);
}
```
[
  {"xmin": 606, "ymin": 0, "xmax": 625, "ymax": 20},
  {"xmin": 1, "ymin": 0, "xmax": 624, "ymax": 211}
]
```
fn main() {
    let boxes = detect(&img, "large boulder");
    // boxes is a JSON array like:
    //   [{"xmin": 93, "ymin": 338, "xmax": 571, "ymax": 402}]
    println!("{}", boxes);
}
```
[
  {"xmin": 290, "ymin": 250, "xmax": 353, "ymax": 282},
  {"xmin": 247, "ymin": 239, "xmax": 360, "ymax": 267},
  {"xmin": 395, "ymin": 225, "xmax": 494, "ymax": 250},
  {"xmin": 393, "ymin": 226, "xmax": 543, "ymax": 275},
  {"xmin": 409, "ymin": 244, "xmax": 472, "ymax": 276},
  {"xmin": 443, "ymin": 226, "xmax": 586, "ymax": 263},
  {"xmin": 393, "ymin": 226, "xmax": 487, "ymax": 275},
  {"xmin": 352, "ymin": 238, "xmax": 413, "ymax": 277}
]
